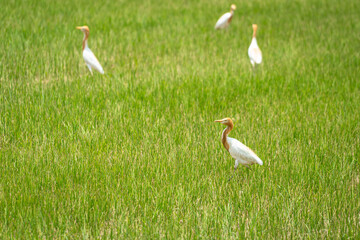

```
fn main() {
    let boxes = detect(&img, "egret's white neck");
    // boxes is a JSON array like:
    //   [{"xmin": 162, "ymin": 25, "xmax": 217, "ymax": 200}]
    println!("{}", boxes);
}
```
[{"xmin": 251, "ymin": 37, "xmax": 258, "ymax": 46}]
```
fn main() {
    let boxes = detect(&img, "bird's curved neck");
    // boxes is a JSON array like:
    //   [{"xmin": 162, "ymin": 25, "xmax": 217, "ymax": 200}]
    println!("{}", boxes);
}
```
[
  {"xmin": 230, "ymin": 9, "xmax": 234, "ymax": 15},
  {"xmin": 252, "ymin": 29, "xmax": 257, "ymax": 38},
  {"xmin": 82, "ymin": 32, "xmax": 89, "ymax": 51},
  {"xmin": 221, "ymin": 124, "xmax": 233, "ymax": 151}
]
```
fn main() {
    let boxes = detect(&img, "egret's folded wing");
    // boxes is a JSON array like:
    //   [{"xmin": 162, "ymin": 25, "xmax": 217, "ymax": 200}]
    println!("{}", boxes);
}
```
[
  {"xmin": 249, "ymin": 47, "xmax": 262, "ymax": 64},
  {"xmin": 228, "ymin": 137, "xmax": 263, "ymax": 165},
  {"xmin": 215, "ymin": 12, "xmax": 231, "ymax": 29},
  {"xmin": 83, "ymin": 49, "xmax": 104, "ymax": 74}
]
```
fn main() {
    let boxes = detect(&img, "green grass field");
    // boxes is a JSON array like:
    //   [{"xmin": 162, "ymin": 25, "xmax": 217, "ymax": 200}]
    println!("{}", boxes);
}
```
[{"xmin": 1, "ymin": 0, "xmax": 359, "ymax": 238}]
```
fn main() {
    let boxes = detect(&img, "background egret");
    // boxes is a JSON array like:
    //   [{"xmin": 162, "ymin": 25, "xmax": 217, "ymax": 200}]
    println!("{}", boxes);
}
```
[
  {"xmin": 214, "ymin": 4, "xmax": 236, "ymax": 30},
  {"xmin": 248, "ymin": 24, "xmax": 262, "ymax": 70},
  {"xmin": 76, "ymin": 26, "xmax": 104, "ymax": 75}
]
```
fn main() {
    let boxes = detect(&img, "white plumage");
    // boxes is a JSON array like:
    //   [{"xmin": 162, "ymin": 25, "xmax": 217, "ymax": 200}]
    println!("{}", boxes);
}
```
[
  {"xmin": 215, "ymin": 118, "xmax": 263, "ymax": 180},
  {"xmin": 214, "ymin": 4, "xmax": 236, "ymax": 30},
  {"xmin": 83, "ymin": 47, "xmax": 104, "ymax": 74},
  {"xmin": 76, "ymin": 26, "xmax": 104, "ymax": 75},
  {"xmin": 227, "ymin": 136, "xmax": 263, "ymax": 169},
  {"xmin": 248, "ymin": 24, "xmax": 262, "ymax": 68}
]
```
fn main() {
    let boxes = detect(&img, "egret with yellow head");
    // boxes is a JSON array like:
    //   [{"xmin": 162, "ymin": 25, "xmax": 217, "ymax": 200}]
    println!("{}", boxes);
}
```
[
  {"xmin": 248, "ymin": 24, "xmax": 262, "ymax": 70},
  {"xmin": 214, "ymin": 4, "xmax": 237, "ymax": 30},
  {"xmin": 76, "ymin": 26, "xmax": 104, "ymax": 75},
  {"xmin": 215, "ymin": 118, "xmax": 263, "ymax": 181}
]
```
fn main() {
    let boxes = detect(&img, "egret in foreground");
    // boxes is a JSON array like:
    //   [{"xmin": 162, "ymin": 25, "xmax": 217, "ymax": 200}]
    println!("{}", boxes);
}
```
[
  {"xmin": 248, "ymin": 24, "xmax": 262, "ymax": 71},
  {"xmin": 214, "ymin": 4, "xmax": 236, "ymax": 30},
  {"xmin": 76, "ymin": 26, "xmax": 104, "ymax": 75},
  {"xmin": 215, "ymin": 118, "xmax": 263, "ymax": 181}
]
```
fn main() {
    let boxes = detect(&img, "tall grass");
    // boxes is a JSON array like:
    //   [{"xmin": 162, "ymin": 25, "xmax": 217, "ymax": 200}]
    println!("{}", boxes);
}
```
[{"xmin": 0, "ymin": 0, "xmax": 359, "ymax": 238}]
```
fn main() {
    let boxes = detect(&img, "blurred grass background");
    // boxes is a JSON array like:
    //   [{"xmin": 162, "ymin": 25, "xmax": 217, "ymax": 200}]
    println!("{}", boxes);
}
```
[{"xmin": 0, "ymin": 0, "xmax": 359, "ymax": 238}]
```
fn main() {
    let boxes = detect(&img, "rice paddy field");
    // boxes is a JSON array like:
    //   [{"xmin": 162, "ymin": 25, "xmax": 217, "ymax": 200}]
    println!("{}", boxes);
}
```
[{"xmin": 0, "ymin": 0, "xmax": 359, "ymax": 238}]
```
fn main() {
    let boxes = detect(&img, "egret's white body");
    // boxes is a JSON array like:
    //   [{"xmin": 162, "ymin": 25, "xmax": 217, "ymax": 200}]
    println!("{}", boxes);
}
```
[
  {"xmin": 215, "ymin": 4, "xmax": 236, "ymax": 30},
  {"xmin": 226, "ymin": 135, "xmax": 263, "ymax": 169},
  {"xmin": 76, "ymin": 26, "xmax": 104, "ymax": 74},
  {"xmin": 248, "ymin": 24, "xmax": 262, "ymax": 68},
  {"xmin": 83, "ymin": 47, "xmax": 104, "ymax": 74},
  {"xmin": 215, "ymin": 118, "xmax": 263, "ymax": 180}
]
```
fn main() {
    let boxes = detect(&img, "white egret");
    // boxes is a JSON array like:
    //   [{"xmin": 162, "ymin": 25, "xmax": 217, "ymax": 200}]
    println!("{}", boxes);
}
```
[
  {"xmin": 76, "ymin": 26, "xmax": 104, "ymax": 75},
  {"xmin": 214, "ymin": 4, "xmax": 236, "ymax": 30},
  {"xmin": 215, "ymin": 118, "xmax": 263, "ymax": 181},
  {"xmin": 248, "ymin": 24, "xmax": 262, "ymax": 70}
]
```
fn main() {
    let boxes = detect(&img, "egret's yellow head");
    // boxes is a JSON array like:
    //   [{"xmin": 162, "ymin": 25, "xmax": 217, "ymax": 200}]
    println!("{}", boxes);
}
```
[
  {"xmin": 76, "ymin": 26, "xmax": 90, "ymax": 33},
  {"xmin": 230, "ymin": 4, "xmax": 236, "ymax": 11},
  {"xmin": 252, "ymin": 24, "xmax": 258, "ymax": 31},
  {"xmin": 214, "ymin": 118, "xmax": 233, "ymax": 126}
]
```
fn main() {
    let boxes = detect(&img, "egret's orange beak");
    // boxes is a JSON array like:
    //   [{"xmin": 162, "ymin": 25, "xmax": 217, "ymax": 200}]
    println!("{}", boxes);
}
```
[
  {"xmin": 76, "ymin": 26, "xmax": 82, "ymax": 30},
  {"xmin": 214, "ymin": 119, "xmax": 223, "ymax": 123}
]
